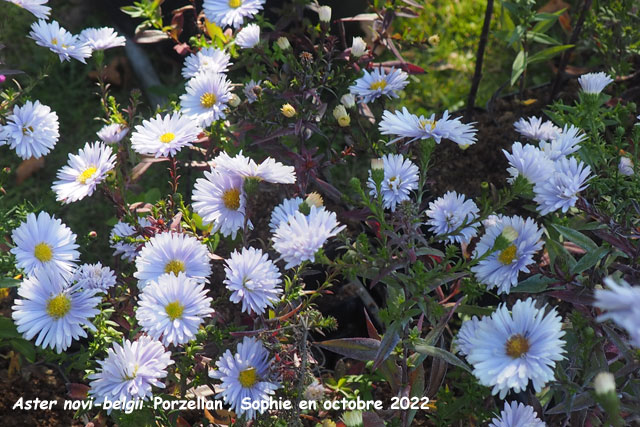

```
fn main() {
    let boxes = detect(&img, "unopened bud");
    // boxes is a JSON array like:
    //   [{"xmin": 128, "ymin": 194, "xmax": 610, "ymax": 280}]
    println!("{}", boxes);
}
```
[
  {"xmin": 341, "ymin": 93, "xmax": 356, "ymax": 109},
  {"xmin": 305, "ymin": 192, "xmax": 323, "ymax": 208},
  {"xmin": 333, "ymin": 105, "xmax": 350, "ymax": 127},
  {"xmin": 428, "ymin": 34, "xmax": 440, "ymax": 46},
  {"xmin": 281, "ymin": 103, "xmax": 296, "ymax": 118},
  {"xmin": 351, "ymin": 37, "xmax": 367, "ymax": 58},
  {"xmin": 88, "ymin": 231, "xmax": 98, "ymax": 239},
  {"xmin": 276, "ymin": 36, "xmax": 291, "ymax": 50},
  {"xmin": 228, "ymin": 93, "xmax": 241, "ymax": 107},
  {"xmin": 594, "ymin": 372, "xmax": 616, "ymax": 395},
  {"xmin": 370, "ymin": 158, "xmax": 384, "ymax": 170},
  {"xmin": 0, "ymin": 75, "xmax": 6, "ymax": 84},
  {"xmin": 501, "ymin": 225, "xmax": 519, "ymax": 242},
  {"xmin": 318, "ymin": 6, "xmax": 332, "ymax": 23},
  {"xmin": 618, "ymin": 157, "xmax": 634, "ymax": 176}
]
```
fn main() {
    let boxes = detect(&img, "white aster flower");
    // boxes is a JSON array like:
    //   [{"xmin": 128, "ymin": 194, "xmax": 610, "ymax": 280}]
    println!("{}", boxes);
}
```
[
  {"xmin": 618, "ymin": 157, "xmax": 634, "ymax": 176},
  {"xmin": 180, "ymin": 72, "xmax": 232, "ymax": 127},
  {"xmin": 12, "ymin": 270, "xmax": 100, "ymax": 353},
  {"xmin": 465, "ymin": 298, "xmax": 565, "ymax": 399},
  {"xmin": 269, "ymin": 197, "xmax": 304, "ymax": 233},
  {"xmin": 0, "ymin": 100, "xmax": 59, "ymax": 159},
  {"xmin": 136, "ymin": 273, "xmax": 214, "ymax": 346},
  {"xmin": 471, "ymin": 216, "xmax": 543, "ymax": 294},
  {"xmin": 134, "ymin": 232, "xmax": 212, "ymax": 289},
  {"xmin": 455, "ymin": 316, "xmax": 482, "ymax": 356},
  {"xmin": 224, "ymin": 247, "xmax": 282, "ymax": 315},
  {"xmin": 513, "ymin": 116, "xmax": 561, "ymax": 141},
  {"xmin": 88, "ymin": 336, "xmax": 174, "ymax": 405},
  {"xmin": 432, "ymin": 110, "xmax": 478, "ymax": 148},
  {"xmin": 351, "ymin": 36, "xmax": 366, "ymax": 57},
  {"xmin": 303, "ymin": 380, "xmax": 327, "ymax": 401},
  {"xmin": 578, "ymin": 72, "xmax": 613, "ymax": 94},
  {"xmin": 489, "ymin": 401, "xmax": 546, "ymax": 427},
  {"xmin": 131, "ymin": 112, "xmax": 201, "ymax": 158},
  {"xmin": 273, "ymin": 206, "xmax": 345, "ymax": 269},
  {"xmin": 72, "ymin": 262, "xmax": 117, "ymax": 292},
  {"xmin": 236, "ymin": 23, "xmax": 260, "ymax": 48},
  {"xmin": 97, "ymin": 123, "xmax": 129, "ymax": 144},
  {"xmin": 79, "ymin": 27, "xmax": 126, "ymax": 51},
  {"xmin": 203, "ymin": 0, "xmax": 265, "ymax": 29},
  {"xmin": 51, "ymin": 141, "xmax": 116, "ymax": 204},
  {"xmin": 539, "ymin": 124, "xmax": 585, "ymax": 161},
  {"xmin": 594, "ymin": 276, "xmax": 640, "ymax": 347},
  {"xmin": 182, "ymin": 47, "xmax": 231, "ymax": 79},
  {"xmin": 425, "ymin": 191, "xmax": 479, "ymax": 244},
  {"xmin": 29, "ymin": 19, "xmax": 91, "ymax": 63},
  {"xmin": 4, "ymin": 0, "xmax": 50, "ymax": 19},
  {"xmin": 533, "ymin": 157, "xmax": 592, "ymax": 215},
  {"xmin": 243, "ymin": 80, "xmax": 262, "ymax": 103},
  {"xmin": 11, "ymin": 212, "xmax": 79, "ymax": 279},
  {"xmin": 213, "ymin": 151, "xmax": 296, "ymax": 183},
  {"xmin": 110, "ymin": 217, "xmax": 151, "ymax": 262},
  {"xmin": 209, "ymin": 337, "xmax": 278, "ymax": 420},
  {"xmin": 349, "ymin": 67, "xmax": 409, "ymax": 104},
  {"xmin": 366, "ymin": 153, "xmax": 419, "ymax": 212},
  {"xmin": 503, "ymin": 142, "xmax": 554, "ymax": 185}
]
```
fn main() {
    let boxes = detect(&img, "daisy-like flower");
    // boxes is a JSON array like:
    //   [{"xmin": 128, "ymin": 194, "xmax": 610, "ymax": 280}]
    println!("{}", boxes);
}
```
[
  {"xmin": 269, "ymin": 197, "xmax": 304, "ymax": 233},
  {"xmin": 303, "ymin": 380, "xmax": 327, "ymax": 401},
  {"xmin": 533, "ymin": 157, "xmax": 592, "ymax": 215},
  {"xmin": 272, "ymin": 206, "xmax": 345, "ymax": 269},
  {"xmin": 97, "ymin": 123, "xmax": 129, "ymax": 144},
  {"xmin": 431, "ymin": 110, "xmax": 478, "ymax": 148},
  {"xmin": 503, "ymin": 142, "xmax": 554, "ymax": 185},
  {"xmin": 464, "ymin": 298, "xmax": 565, "ymax": 399},
  {"xmin": 513, "ymin": 116, "xmax": 561, "ymax": 141},
  {"xmin": 425, "ymin": 191, "xmax": 479, "ymax": 244},
  {"xmin": 203, "ymin": 0, "xmax": 265, "ymax": 29},
  {"xmin": 79, "ymin": 27, "xmax": 126, "ymax": 51},
  {"xmin": 471, "ymin": 216, "xmax": 543, "ymax": 294},
  {"xmin": 539, "ymin": 124, "xmax": 585, "ymax": 161},
  {"xmin": 134, "ymin": 232, "xmax": 212, "ymax": 289},
  {"xmin": 131, "ymin": 112, "xmax": 201, "ymax": 158},
  {"xmin": 11, "ymin": 212, "xmax": 79, "ymax": 279},
  {"xmin": 12, "ymin": 270, "xmax": 101, "ymax": 353},
  {"xmin": 109, "ymin": 217, "xmax": 151, "ymax": 262},
  {"xmin": 51, "ymin": 141, "xmax": 116, "ymax": 204},
  {"xmin": 578, "ymin": 72, "xmax": 613, "ymax": 94},
  {"xmin": 619, "ymin": 157, "xmax": 634, "ymax": 176},
  {"xmin": 236, "ymin": 23, "xmax": 260, "ymax": 48},
  {"xmin": 224, "ymin": 247, "xmax": 282, "ymax": 315},
  {"xmin": 136, "ymin": 273, "xmax": 214, "ymax": 346},
  {"xmin": 192, "ymin": 168, "xmax": 250, "ymax": 238},
  {"xmin": 180, "ymin": 72, "xmax": 232, "ymax": 127},
  {"xmin": 72, "ymin": 262, "xmax": 117, "ymax": 292},
  {"xmin": 209, "ymin": 337, "xmax": 278, "ymax": 420},
  {"xmin": 182, "ymin": 47, "xmax": 231, "ymax": 79},
  {"xmin": 489, "ymin": 401, "xmax": 546, "ymax": 427},
  {"xmin": 349, "ymin": 67, "xmax": 409, "ymax": 104},
  {"xmin": 0, "ymin": 100, "xmax": 59, "ymax": 159},
  {"xmin": 366, "ymin": 153, "xmax": 419, "ymax": 212},
  {"xmin": 4, "ymin": 0, "xmax": 50, "ymax": 19},
  {"xmin": 455, "ymin": 316, "xmax": 481, "ymax": 356},
  {"xmin": 88, "ymin": 335, "xmax": 174, "ymax": 405},
  {"xmin": 243, "ymin": 79, "xmax": 262, "ymax": 103},
  {"xmin": 213, "ymin": 151, "xmax": 296, "ymax": 184},
  {"xmin": 594, "ymin": 276, "xmax": 640, "ymax": 347},
  {"xmin": 29, "ymin": 19, "xmax": 91, "ymax": 63}
]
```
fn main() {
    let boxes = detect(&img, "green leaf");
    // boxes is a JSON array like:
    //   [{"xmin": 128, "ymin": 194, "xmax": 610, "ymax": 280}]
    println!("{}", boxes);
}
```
[
  {"xmin": 512, "ymin": 274, "xmax": 556, "ymax": 293},
  {"xmin": 10, "ymin": 339, "xmax": 35, "ymax": 363},
  {"xmin": 372, "ymin": 324, "xmax": 400, "ymax": 370},
  {"xmin": 455, "ymin": 305, "xmax": 495, "ymax": 316},
  {"xmin": 413, "ymin": 341, "xmax": 471, "ymax": 373},
  {"xmin": 571, "ymin": 247, "xmax": 609, "ymax": 275},
  {"xmin": 0, "ymin": 316, "xmax": 21, "ymax": 339},
  {"xmin": 315, "ymin": 338, "xmax": 380, "ymax": 361},
  {"xmin": 0, "ymin": 277, "xmax": 20, "ymax": 288},
  {"xmin": 528, "ymin": 31, "xmax": 561, "ymax": 45},
  {"xmin": 511, "ymin": 49, "xmax": 527, "ymax": 86},
  {"xmin": 551, "ymin": 224, "xmax": 598, "ymax": 251},
  {"xmin": 528, "ymin": 45, "xmax": 574, "ymax": 64}
]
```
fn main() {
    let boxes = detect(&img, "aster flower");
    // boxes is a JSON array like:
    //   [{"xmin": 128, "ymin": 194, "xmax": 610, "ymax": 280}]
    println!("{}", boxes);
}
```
[
  {"xmin": 136, "ymin": 273, "xmax": 214, "ymax": 346},
  {"xmin": 533, "ymin": 157, "xmax": 592, "ymax": 215},
  {"xmin": 366, "ymin": 153, "xmax": 419, "ymax": 212},
  {"xmin": 471, "ymin": 216, "xmax": 543, "ymax": 294},
  {"xmin": 213, "ymin": 151, "xmax": 296, "ymax": 184},
  {"xmin": 269, "ymin": 197, "xmax": 304, "ymax": 233},
  {"xmin": 11, "ymin": 212, "xmax": 79, "ymax": 279},
  {"xmin": 539, "ymin": 124, "xmax": 585, "ymax": 161},
  {"xmin": 224, "ymin": 247, "xmax": 282, "ymax": 315},
  {"xmin": 203, "ymin": 0, "xmax": 265, "ymax": 29},
  {"xmin": 513, "ymin": 116, "xmax": 561, "ymax": 141},
  {"xmin": 88, "ymin": 335, "xmax": 174, "ymax": 405},
  {"xmin": 4, "ymin": 0, "xmax": 50, "ymax": 19},
  {"xmin": 130, "ymin": 112, "xmax": 201, "ymax": 158},
  {"xmin": 489, "ymin": 401, "xmax": 546, "ymax": 427},
  {"xmin": 425, "ymin": 191, "xmax": 479, "ymax": 244},
  {"xmin": 0, "ymin": 100, "xmax": 59, "ymax": 159},
  {"xmin": 594, "ymin": 277, "xmax": 640, "ymax": 347},
  {"xmin": 349, "ymin": 67, "xmax": 409, "ymax": 104},
  {"xmin": 243, "ymin": 80, "xmax": 262, "ymax": 103},
  {"xmin": 272, "ymin": 206, "xmax": 345, "ymax": 269},
  {"xmin": 110, "ymin": 217, "xmax": 151, "ymax": 262},
  {"xmin": 180, "ymin": 72, "xmax": 232, "ymax": 127},
  {"xmin": 455, "ymin": 316, "xmax": 482, "ymax": 357},
  {"xmin": 431, "ymin": 110, "xmax": 478, "ymax": 148},
  {"xmin": 192, "ymin": 168, "xmax": 250, "ymax": 238},
  {"xmin": 578, "ymin": 72, "xmax": 613, "ymax": 94},
  {"xmin": 97, "ymin": 123, "xmax": 129, "ymax": 144},
  {"xmin": 29, "ymin": 19, "xmax": 91, "ymax": 63},
  {"xmin": 209, "ymin": 337, "xmax": 278, "ymax": 420},
  {"xmin": 618, "ymin": 157, "xmax": 634, "ymax": 176},
  {"xmin": 303, "ymin": 380, "xmax": 327, "ymax": 401},
  {"xmin": 79, "ymin": 27, "xmax": 126, "ymax": 51},
  {"xmin": 182, "ymin": 47, "xmax": 231, "ymax": 79},
  {"xmin": 51, "ymin": 141, "xmax": 116, "ymax": 204},
  {"xmin": 464, "ymin": 298, "xmax": 565, "ymax": 399},
  {"xmin": 236, "ymin": 23, "xmax": 260, "ymax": 48},
  {"xmin": 503, "ymin": 142, "xmax": 554, "ymax": 185},
  {"xmin": 72, "ymin": 262, "xmax": 117, "ymax": 292},
  {"xmin": 134, "ymin": 232, "xmax": 212, "ymax": 289},
  {"xmin": 12, "ymin": 270, "xmax": 100, "ymax": 353}
]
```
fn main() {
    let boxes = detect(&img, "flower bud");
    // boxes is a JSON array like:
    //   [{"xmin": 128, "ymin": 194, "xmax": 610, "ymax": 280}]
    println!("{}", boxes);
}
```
[
  {"xmin": 333, "ymin": 105, "xmax": 350, "ymax": 127},
  {"xmin": 228, "ymin": 93, "xmax": 241, "ymax": 107},
  {"xmin": 618, "ymin": 157, "xmax": 634, "ymax": 176},
  {"xmin": 318, "ymin": 5, "xmax": 332, "ymax": 23},
  {"xmin": 351, "ymin": 37, "xmax": 366, "ymax": 58},
  {"xmin": 428, "ymin": 34, "xmax": 440, "ymax": 46},
  {"xmin": 305, "ymin": 192, "xmax": 324, "ymax": 208},
  {"xmin": 594, "ymin": 372, "xmax": 616, "ymax": 395},
  {"xmin": 501, "ymin": 225, "xmax": 519, "ymax": 242},
  {"xmin": 276, "ymin": 36, "xmax": 291, "ymax": 50},
  {"xmin": 341, "ymin": 93, "xmax": 356, "ymax": 109},
  {"xmin": 280, "ymin": 103, "xmax": 296, "ymax": 118},
  {"xmin": 0, "ymin": 75, "xmax": 6, "ymax": 84}
]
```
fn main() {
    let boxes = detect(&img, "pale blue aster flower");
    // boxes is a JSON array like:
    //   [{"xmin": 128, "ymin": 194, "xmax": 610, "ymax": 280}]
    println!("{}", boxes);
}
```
[
  {"xmin": 425, "ymin": 191, "xmax": 479, "ymax": 244},
  {"xmin": 29, "ymin": 19, "xmax": 91, "ymax": 63},
  {"xmin": 489, "ymin": 401, "xmax": 546, "ymax": 427},
  {"xmin": 349, "ymin": 67, "xmax": 409, "ymax": 104},
  {"xmin": 182, "ymin": 47, "xmax": 231, "ymax": 79},
  {"xmin": 269, "ymin": 197, "xmax": 304, "ymax": 233},
  {"xmin": 455, "ymin": 316, "xmax": 482, "ymax": 356},
  {"xmin": 209, "ymin": 337, "xmax": 278, "ymax": 420},
  {"xmin": 203, "ymin": 0, "xmax": 265, "ymax": 29},
  {"xmin": 243, "ymin": 80, "xmax": 262, "ymax": 103},
  {"xmin": 367, "ymin": 153, "xmax": 419, "ymax": 212},
  {"xmin": 72, "ymin": 262, "xmax": 117, "ymax": 292},
  {"xmin": 110, "ymin": 217, "xmax": 151, "ymax": 262},
  {"xmin": 471, "ymin": 216, "xmax": 543, "ymax": 294},
  {"xmin": 180, "ymin": 72, "xmax": 232, "ymax": 127},
  {"xmin": 131, "ymin": 112, "xmax": 202, "ymax": 158},
  {"xmin": 213, "ymin": 151, "xmax": 296, "ymax": 184},
  {"xmin": 5, "ymin": 0, "xmax": 51, "ymax": 19},
  {"xmin": 594, "ymin": 277, "xmax": 640, "ymax": 347},
  {"xmin": 465, "ymin": 298, "xmax": 565, "ymax": 399},
  {"xmin": 0, "ymin": 100, "xmax": 59, "ymax": 159},
  {"xmin": 578, "ymin": 72, "xmax": 613, "ymax": 94},
  {"xmin": 236, "ymin": 23, "xmax": 260, "ymax": 48},
  {"xmin": 619, "ymin": 157, "xmax": 634, "ymax": 176},
  {"xmin": 431, "ymin": 110, "xmax": 478, "ymax": 148},
  {"xmin": 79, "ymin": 27, "xmax": 126, "ymax": 51},
  {"xmin": 533, "ymin": 157, "xmax": 592, "ymax": 215},
  {"xmin": 97, "ymin": 123, "xmax": 128, "ymax": 144},
  {"xmin": 539, "ymin": 124, "xmax": 585, "ymax": 161},
  {"xmin": 503, "ymin": 142, "xmax": 554, "ymax": 185},
  {"xmin": 513, "ymin": 116, "xmax": 561, "ymax": 141}
]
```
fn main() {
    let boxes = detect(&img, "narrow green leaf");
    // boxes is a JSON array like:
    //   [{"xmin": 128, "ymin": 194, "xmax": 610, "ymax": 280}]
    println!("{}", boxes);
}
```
[
  {"xmin": 0, "ymin": 277, "xmax": 20, "ymax": 288},
  {"xmin": 0, "ymin": 316, "xmax": 21, "ymax": 339},
  {"xmin": 511, "ymin": 49, "xmax": 527, "ymax": 86},
  {"xmin": 551, "ymin": 224, "xmax": 598, "ymax": 251},
  {"xmin": 528, "ymin": 32, "xmax": 561, "ymax": 45},
  {"xmin": 512, "ymin": 274, "xmax": 556, "ymax": 293},
  {"xmin": 372, "ymin": 323, "xmax": 400, "ymax": 370},
  {"xmin": 528, "ymin": 44, "xmax": 574, "ymax": 64},
  {"xmin": 571, "ymin": 247, "xmax": 609, "ymax": 275},
  {"xmin": 413, "ymin": 342, "xmax": 471, "ymax": 373},
  {"xmin": 10, "ymin": 339, "xmax": 36, "ymax": 363},
  {"xmin": 315, "ymin": 337, "xmax": 379, "ymax": 361}
]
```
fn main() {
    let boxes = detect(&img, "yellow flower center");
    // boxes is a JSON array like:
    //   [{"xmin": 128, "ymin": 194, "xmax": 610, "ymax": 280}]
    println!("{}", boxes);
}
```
[
  {"xmin": 51, "ymin": 38, "xmax": 58, "ymax": 45},
  {"xmin": 369, "ymin": 80, "xmax": 387, "ymax": 91},
  {"xmin": 164, "ymin": 259, "xmax": 186, "ymax": 275},
  {"xmin": 498, "ymin": 245, "xmax": 517, "ymax": 265},
  {"xmin": 34, "ymin": 242, "xmax": 53, "ymax": 262},
  {"xmin": 419, "ymin": 119, "xmax": 435, "ymax": 131},
  {"xmin": 22, "ymin": 126, "xmax": 34, "ymax": 135},
  {"xmin": 77, "ymin": 166, "xmax": 98, "ymax": 185},
  {"xmin": 229, "ymin": 0, "xmax": 242, "ymax": 7},
  {"xmin": 46, "ymin": 294, "xmax": 71, "ymax": 319},
  {"xmin": 238, "ymin": 367, "xmax": 258, "ymax": 387},
  {"xmin": 165, "ymin": 301, "xmax": 184, "ymax": 321},
  {"xmin": 123, "ymin": 364, "xmax": 139, "ymax": 381},
  {"xmin": 505, "ymin": 334, "xmax": 530, "ymax": 358},
  {"xmin": 159, "ymin": 132, "xmax": 175, "ymax": 143},
  {"xmin": 222, "ymin": 188, "xmax": 241, "ymax": 210},
  {"xmin": 338, "ymin": 115, "xmax": 351, "ymax": 127},
  {"xmin": 200, "ymin": 92, "xmax": 217, "ymax": 108}
]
